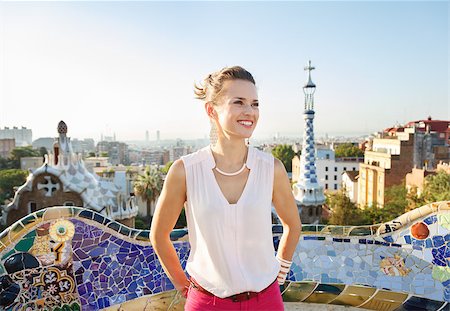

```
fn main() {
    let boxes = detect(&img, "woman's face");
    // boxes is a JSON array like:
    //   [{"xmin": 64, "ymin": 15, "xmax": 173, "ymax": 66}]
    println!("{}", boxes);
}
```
[{"xmin": 208, "ymin": 79, "xmax": 259, "ymax": 140}]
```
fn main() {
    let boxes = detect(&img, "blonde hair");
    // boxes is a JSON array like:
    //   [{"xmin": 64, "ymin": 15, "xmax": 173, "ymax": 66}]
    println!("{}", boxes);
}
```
[{"xmin": 194, "ymin": 66, "xmax": 255, "ymax": 102}]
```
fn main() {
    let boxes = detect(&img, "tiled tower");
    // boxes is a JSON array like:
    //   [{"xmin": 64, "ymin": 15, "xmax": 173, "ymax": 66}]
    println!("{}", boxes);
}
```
[{"xmin": 293, "ymin": 61, "xmax": 326, "ymax": 223}]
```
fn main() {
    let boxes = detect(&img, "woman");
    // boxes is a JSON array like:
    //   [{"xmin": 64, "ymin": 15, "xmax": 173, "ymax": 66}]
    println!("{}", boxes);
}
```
[{"xmin": 150, "ymin": 66, "xmax": 301, "ymax": 310}]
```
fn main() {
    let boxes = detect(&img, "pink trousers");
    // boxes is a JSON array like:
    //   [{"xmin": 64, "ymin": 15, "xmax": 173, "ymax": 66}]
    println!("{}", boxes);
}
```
[{"xmin": 184, "ymin": 280, "xmax": 284, "ymax": 311}]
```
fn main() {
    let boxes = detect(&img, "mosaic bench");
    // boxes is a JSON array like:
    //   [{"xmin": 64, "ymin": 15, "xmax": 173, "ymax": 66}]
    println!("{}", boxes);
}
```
[{"xmin": 1, "ymin": 201, "xmax": 450, "ymax": 310}]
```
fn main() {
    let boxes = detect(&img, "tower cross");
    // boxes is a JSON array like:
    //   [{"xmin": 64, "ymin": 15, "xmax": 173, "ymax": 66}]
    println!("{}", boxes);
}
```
[{"xmin": 304, "ymin": 60, "xmax": 315, "ymax": 73}]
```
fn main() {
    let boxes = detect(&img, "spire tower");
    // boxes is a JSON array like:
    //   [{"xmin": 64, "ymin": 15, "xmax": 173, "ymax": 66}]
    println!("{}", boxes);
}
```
[{"xmin": 293, "ymin": 61, "xmax": 325, "ymax": 223}]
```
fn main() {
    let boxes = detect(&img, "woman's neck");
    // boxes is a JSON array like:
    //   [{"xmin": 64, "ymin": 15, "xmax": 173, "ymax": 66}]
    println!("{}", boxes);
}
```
[{"xmin": 211, "ymin": 138, "xmax": 248, "ymax": 170}]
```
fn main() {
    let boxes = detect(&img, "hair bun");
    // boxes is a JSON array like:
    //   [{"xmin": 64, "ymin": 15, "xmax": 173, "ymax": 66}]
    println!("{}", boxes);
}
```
[{"xmin": 193, "ymin": 66, "xmax": 255, "ymax": 102}]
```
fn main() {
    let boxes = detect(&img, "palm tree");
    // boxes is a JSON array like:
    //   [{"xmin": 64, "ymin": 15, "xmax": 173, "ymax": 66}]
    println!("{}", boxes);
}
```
[{"xmin": 134, "ymin": 166, "xmax": 163, "ymax": 217}]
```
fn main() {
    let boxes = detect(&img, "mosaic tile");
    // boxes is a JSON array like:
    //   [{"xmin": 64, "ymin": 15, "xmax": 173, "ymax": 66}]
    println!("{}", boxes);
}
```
[{"xmin": 3, "ymin": 205, "xmax": 450, "ymax": 309}]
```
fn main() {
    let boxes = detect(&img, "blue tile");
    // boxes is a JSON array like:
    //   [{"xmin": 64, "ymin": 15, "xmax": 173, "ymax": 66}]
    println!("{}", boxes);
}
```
[
  {"xmin": 304, "ymin": 236, "xmax": 317, "ymax": 240},
  {"xmin": 432, "ymin": 257, "xmax": 447, "ymax": 267},
  {"xmin": 433, "ymin": 236, "xmax": 445, "ymax": 248},
  {"xmin": 404, "ymin": 235, "xmax": 412, "ymax": 244},
  {"xmin": 424, "ymin": 215, "xmax": 437, "ymax": 225},
  {"xmin": 425, "ymin": 238, "xmax": 433, "ymax": 248},
  {"xmin": 82, "ymin": 260, "xmax": 91, "ymax": 269},
  {"xmin": 383, "ymin": 236, "xmax": 394, "ymax": 243},
  {"xmin": 98, "ymin": 298, "xmax": 104, "ymax": 309},
  {"xmin": 344, "ymin": 258, "xmax": 354, "ymax": 267},
  {"xmin": 321, "ymin": 274, "xmax": 329, "ymax": 283},
  {"xmin": 412, "ymin": 239, "xmax": 424, "ymax": 248},
  {"xmin": 443, "ymin": 247, "xmax": 450, "ymax": 259},
  {"xmin": 78, "ymin": 284, "xmax": 87, "ymax": 296},
  {"xmin": 327, "ymin": 250, "xmax": 336, "ymax": 257}
]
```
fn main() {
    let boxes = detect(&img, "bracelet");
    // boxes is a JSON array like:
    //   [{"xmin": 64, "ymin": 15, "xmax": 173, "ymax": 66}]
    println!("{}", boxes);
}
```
[{"xmin": 276, "ymin": 255, "xmax": 293, "ymax": 285}]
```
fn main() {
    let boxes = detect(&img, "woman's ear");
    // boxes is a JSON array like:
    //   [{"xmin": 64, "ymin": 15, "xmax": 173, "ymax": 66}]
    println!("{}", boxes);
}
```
[{"xmin": 205, "ymin": 102, "xmax": 216, "ymax": 119}]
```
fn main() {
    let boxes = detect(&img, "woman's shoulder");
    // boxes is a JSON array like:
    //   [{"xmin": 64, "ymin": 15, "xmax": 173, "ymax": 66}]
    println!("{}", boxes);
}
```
[
  {"xmin": 166, "ymin": 159, "xmax": 186, "ymax": 179},
  {"xmin": 250, "ymin": 146, "xmax": 274, "ymax": 166},
  {"xmin": 180, "ymin": 146, "xmax": 211, "ymax": 168}
]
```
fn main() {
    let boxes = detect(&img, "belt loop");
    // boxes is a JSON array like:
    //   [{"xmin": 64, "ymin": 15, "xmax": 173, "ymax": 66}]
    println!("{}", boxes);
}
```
[{"xmin": 213, "ymin": 295, "xmax": 216, "ymax": 306}]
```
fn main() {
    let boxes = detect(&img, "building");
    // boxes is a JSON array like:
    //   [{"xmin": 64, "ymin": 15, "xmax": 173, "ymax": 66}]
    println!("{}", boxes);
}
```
[
  {"xmin": 406, "ymin": 117, "xmax": 450, "ymax": 145},
  {"xmin": 384, "ymin": 119, "xmax": 450, "ymax": 170},
  {"xmin": 141, "ymin": 149, "xmax": 167, "ymax": 165},
  {"xmin": 1, "ymin": 121, "xmax": 138, "ymax": 228},
  {"xmin": 20, "ymin": 157, "xmax": 44, "ymax": 171},
  {"xmin": 71, "ymin": 138, "xmax": 96, "ymax": 156},
  {"xmin": 83, "ymin": 157, "xmax": 110, "ymax": 173},
  {"xmin": 406, "ymin": 162, "xmax": 450, "ymax": 197},
  {"xmin": 292, "ymin": 146, "xmax": 362, "ymax": 191},
  {"xmin": 98, "ymin": 165, "xmax": 158, "ymax": 218},
  {"xmin": 359, "ymin": 119, "xmax": 450, "ymax": 208},
  {"xmin": 292, "ymin": 61, "xmax": 325, "ymax": 224},
  {"xmin": 97, "ymin": 141, "xmax": 129, "ymax": 165},
  {"xmin": 358, "ymin": 132, "xmax": 414, "ymax": 208},
  {"xmin": 0, "ymin": 126, "xmax": 32, "ymax": 146},
  {"xmin": 169, "ymin": 146, "xmax": 190, "ymax": 162},
  {"xmin": 342, "ymin": 171, "xmax": 359, "ymax": 203},
  {"xmin": 0, "ymin": 138, "xmax": 15, "ymax": 158}
]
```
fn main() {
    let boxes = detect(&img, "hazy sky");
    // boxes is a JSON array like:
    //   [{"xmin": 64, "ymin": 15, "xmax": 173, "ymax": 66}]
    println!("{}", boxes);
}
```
[{"xmin": 0, "ymin": 1, "xmax": 448, "ymax": 141}]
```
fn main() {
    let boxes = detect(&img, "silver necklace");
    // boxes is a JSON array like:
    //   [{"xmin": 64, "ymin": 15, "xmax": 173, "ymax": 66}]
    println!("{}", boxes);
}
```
[{"xmin": 215, "ymin": 163, "xmax": 247, "ymax": 176}]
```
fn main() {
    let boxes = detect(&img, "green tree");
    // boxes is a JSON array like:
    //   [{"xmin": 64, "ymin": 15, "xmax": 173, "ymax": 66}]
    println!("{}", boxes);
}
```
[
  {"xmin": 327, "ymin": 190, "xmax": 365, "ymax": 225},
  {"xmin": 381, "ymin": 184, "xmax": 408, "ymax": 220},
  {"xmin": 271, "ymin": 144, "xmax": 295, "ymax": 172},
  {"xmin": 134, "ymin": 166, "xmax": 164, "ymax": 217},
  {"xmin": 0, "ymin": 169, "xmax": 28, "ymax": 202},
  {"xmin": 0, "ymin": 157, "xmax": 15, "ymax": 170},
  {"xmin": 362, "ymin": 184, "xmax": 408, "ymax": 224},
  {"xmin": 334, "ymin": 143, "xmax": 364, "ymax": 158},
  {"xmin": 100, "ymin": 152, "xmax": 108, "ymax": 157},
  {"xmin": 134, "ymin": 214, "xmax": 150, "ymax": 230},
  {"xmin": 161, "ymin": 161, "xmax": 174, "ymax": 175},
  {"xmin": 422, "ymin": 170, "xmax": 450, "ymax": 203},
  {"xmin": 8, "ymin": 146, "xmax": 40, "ymax": 169},
  {"xmin": 406, "ymin": 170, "xmax": 450, "ymax": 211}
]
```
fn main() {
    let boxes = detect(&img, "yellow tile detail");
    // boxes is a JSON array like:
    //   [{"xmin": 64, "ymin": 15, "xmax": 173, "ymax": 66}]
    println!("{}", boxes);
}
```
[
  {"xmin": 331, "ymin": 285, "xmax": 377, "ymax": 307},
  {"xmin": 282, "ymin": 282, "xmax": 318, "ymax": 302},
  {"xmin": 358, "ymin": 290, "xmax": 408, "ymax": 311}
]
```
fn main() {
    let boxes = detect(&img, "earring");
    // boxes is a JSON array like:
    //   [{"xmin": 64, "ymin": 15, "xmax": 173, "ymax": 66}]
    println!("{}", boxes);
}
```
[
  {"xmin": 245, "ymin": 138, "xmax": 250, "ymax": 146},
  {"xmin": 210, "ymin": 120, "xmax": 218, "ymax": 147}
]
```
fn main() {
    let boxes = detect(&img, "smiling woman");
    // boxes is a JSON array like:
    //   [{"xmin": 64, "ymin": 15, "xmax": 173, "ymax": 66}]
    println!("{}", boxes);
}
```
[{"xmin": 150, "ymin": 66, "xmax": 302, "ymax": 310}]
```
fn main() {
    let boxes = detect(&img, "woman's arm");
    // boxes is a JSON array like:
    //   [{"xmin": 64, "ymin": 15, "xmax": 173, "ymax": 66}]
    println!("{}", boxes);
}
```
[
  {"xmin": 272, "ymin": 158, "xmax": 302, "ymax": 265},
  {"xmin": 150, "ymin": 159, "xmax": 190, "ymax": 295}
]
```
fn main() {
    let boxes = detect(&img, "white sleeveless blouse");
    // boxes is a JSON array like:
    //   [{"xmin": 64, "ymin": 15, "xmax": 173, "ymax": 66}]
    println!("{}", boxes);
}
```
[{"xmin": 181, "ymin": 145, "xmax": 279, "ymax": 298}]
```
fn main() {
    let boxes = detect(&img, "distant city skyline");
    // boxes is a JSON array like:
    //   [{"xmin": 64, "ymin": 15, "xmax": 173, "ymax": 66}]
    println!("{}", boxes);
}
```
[{"xmin": 1, "ymin": 1, "xmax": 448, "ymax": 141}]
